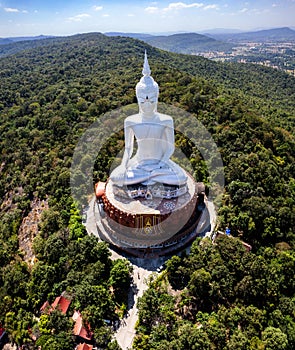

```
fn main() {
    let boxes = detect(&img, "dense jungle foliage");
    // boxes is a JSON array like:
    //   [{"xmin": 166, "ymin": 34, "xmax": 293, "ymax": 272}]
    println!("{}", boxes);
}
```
[
  {"xmin": 0, "ymin": 33, "xmax": 294, "ymax": 349},
  {"xmin": 134, "ymin": 236, "xmax": 295, "ymax": 349}
]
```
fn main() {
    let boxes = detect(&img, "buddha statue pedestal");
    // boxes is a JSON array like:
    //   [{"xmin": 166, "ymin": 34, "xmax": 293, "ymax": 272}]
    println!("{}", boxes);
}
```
[{"xmin": 96, "ymin": 174, "xmax": 207, "ymax": 257}]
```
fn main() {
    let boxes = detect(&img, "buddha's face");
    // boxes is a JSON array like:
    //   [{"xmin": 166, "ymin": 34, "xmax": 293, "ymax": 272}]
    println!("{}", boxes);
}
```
[{"xmin": 137, "ymin": 93, "xmax": 158, "ymax": 115}]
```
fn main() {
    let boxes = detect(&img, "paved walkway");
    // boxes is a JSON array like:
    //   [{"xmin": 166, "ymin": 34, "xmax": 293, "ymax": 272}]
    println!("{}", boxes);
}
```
[
  {"xmin": 114, "ymin": 265, "xmax": 155, "ymax": 350},
  {"xmin": 206, "ymin": 200, "xmax": 217, "ymax": 237}
]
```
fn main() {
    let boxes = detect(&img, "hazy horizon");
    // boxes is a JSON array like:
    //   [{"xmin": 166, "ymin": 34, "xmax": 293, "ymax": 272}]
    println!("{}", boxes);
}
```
[
  {"xmin": 1, "ymin": 1, "xmax": 295, "ymax": 38},
  {"xmin": 1, "ymin": 25, "xmax": 294, "ymax": 39}
]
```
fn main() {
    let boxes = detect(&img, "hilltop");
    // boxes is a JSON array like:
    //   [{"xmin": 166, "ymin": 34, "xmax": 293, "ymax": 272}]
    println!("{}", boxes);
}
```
[
  {"xmin": 104, "ymin": 29, "xmax": 295, "ymax": 72},
  {"xmin": 106, "ymin": 32, "xmax": 233, "ymax": 54},
  {"xmin": 0, "ymin": 33, "xmax": 294, "ymax": 348},
  {"xmin": 1, "ymin": 32, "xmax": 294, "ymax": 115},
  {"xmin": 143, "ymin": 32, "xmax": 233, "ymax": 54}
]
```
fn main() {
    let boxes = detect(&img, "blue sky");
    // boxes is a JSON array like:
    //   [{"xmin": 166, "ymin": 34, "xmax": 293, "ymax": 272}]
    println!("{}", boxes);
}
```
[{"xmin": 0, "ymin": 1, "xmax": 294, "ymax": 37}]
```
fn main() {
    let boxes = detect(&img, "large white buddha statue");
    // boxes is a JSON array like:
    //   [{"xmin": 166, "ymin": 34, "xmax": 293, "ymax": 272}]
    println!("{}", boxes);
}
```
[{"xmin": 110, "ymin": 51, "xmax": 187, "ymax": 192}]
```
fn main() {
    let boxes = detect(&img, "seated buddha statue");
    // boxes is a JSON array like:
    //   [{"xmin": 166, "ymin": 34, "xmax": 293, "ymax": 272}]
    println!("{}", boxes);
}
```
[{"xmin": 110, "ymin": 52, "xmax": 187, "ymax": 190}]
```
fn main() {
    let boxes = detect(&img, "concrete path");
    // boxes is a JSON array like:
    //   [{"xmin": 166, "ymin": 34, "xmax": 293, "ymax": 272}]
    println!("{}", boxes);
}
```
[
  {"xmin": 84, "ymin": 196, "xmax": 97, "ymax": 236},
  {"xmin": 114, "ymin": 265, "xmax": 155, "ymax": 350},
  {"xmin": 206, "ymin": 199, "xmax": 217, "ymax": 237}
]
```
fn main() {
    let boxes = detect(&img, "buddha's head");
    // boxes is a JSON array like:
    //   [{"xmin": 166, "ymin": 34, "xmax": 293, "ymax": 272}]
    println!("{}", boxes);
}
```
[{"xmin": 136, "ymin": 51, "xmax": 159, "ymax": 115}]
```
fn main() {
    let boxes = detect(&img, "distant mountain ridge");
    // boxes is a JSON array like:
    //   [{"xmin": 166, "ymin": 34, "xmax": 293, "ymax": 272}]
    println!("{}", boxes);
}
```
[
  {"xmin": 104, "ymin": 32, "xmax": 154, "ymax": 40},
  {"xmin": 142, "ymin": 32, "xmax": 233, "ymax": 54},
  {"xmin": 1, "ymin": 27, "xmax": 294, "ymax": 49},
  {"xmin": 0, "ymin": 38, "xmax": 13, "ymax": 45},
  {"xmin": 105, "ymin": 32, "xmax": 233, "ymax": 54},
  {"xmin": 209, "ymin": 27, "xmax": 295, "ymax": 42},
  {"xmin": 0, "ymin": 35, "xmax": 55, "ymax": 46},
  {"xmin": 1, "ymin": 27, "xmax": 294, "ymax": 58},
  {"xmin": 0, "ymin": 35, "xmax": 60, "ymax": 57},
  {"xmin": 105, "ymin": 27, "xmax": 295, "ymax": 55},
  {"xmin": 10, "ymin": 34, "xmax": 54, "ymax": 42}
]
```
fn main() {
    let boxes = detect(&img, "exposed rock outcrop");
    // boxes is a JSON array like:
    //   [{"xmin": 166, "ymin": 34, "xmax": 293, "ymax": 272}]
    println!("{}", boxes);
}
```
[{"xmin": 18, "ymin": 198, "xmax": 49, "ymax": 264}]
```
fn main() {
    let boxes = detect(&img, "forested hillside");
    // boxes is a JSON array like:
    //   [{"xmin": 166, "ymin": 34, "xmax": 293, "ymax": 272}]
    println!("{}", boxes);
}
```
[
  {"xmin": 142, "ymin": 32, "xmax": 233, "ymax": 54},
  {"xmin": 135, "ymin": 235, "xmax": 295, "ymax": 349},
  {"xmin": 0, "ymin": 33, "xmax": 294, "ymax": 349}
]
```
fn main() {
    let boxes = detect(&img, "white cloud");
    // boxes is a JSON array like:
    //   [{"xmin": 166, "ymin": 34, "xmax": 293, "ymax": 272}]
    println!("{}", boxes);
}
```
[
  {"xmin": 22, "ymin": 10, "xmax": 28, "ymax": 14},
  {"xmin": 102, "ymin": 14, "xmax": 110, "ymax": 17},
  {"xmin": 251, "ymin": 8, "xmax": 269, "ymax": 15},
  {"xmin": 67, "ymin": 14, "xmax": 91, "ymax": 22},
  {"xmin": 144, "ymin": 6, "xmax": 159, "ymax": 14},
  {"xmin": 144, "ymin": 2, "xmax": 221, "ymax": 17},
  {"xmin": 239, "ymin": 7, "xmax": 248, "ymax": 13},
  {"xmin": 204, "ymin": 4, "xmax": 219, "ymax": 10},
  {"xmin": 163, "ymin": 2, "xmax": 204, "ymax": 11},
  {"xmin": 127, "ymin": 13, "xmax": 135, "ymax": 17},
  {"xmin": 4, "ymin": 7, "xmax": 20, "ymax": 13},
  {"xmin": 93, "ymin": 6, "xmax": 103, "ymax": 11}
]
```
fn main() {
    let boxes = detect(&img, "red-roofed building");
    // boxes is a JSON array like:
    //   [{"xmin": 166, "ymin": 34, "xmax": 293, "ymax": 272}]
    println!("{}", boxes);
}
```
[
  {"xmin": 40, "ymin": 294, "xmax": 71, "ymax": 315},
  {"xmin": 51, "ymin": 295, "xmax": 71, "ymax": 314},
  {"xmin": 40, "ymin": 300, "xmax": 50, "ymax": 313},
  {"xmin": 76, "ymin": 343, "xmax": 93, "ymax": 350},
  {"xmin": 0, "ymin": 325, "xmax": 5, "ymax": 339},
  {"xmin": 0, "ymin": 324, "xmax": 7, "ymax": 346},
  {"xmin": 72, "ymin": 311, "xmax": 93, "ymax": 342}
]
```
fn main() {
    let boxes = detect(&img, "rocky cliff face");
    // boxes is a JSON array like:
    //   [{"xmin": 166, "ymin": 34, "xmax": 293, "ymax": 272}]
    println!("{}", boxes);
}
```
[{"xmin": 18, "ymin": 198, "xmax": 48, "ymax": 264}]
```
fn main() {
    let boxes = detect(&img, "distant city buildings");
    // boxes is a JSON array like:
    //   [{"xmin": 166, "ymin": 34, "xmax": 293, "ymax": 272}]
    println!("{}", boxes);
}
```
[{"xmin": 194, "ymin": 42, "xmax": 295, "ymax": 76}]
